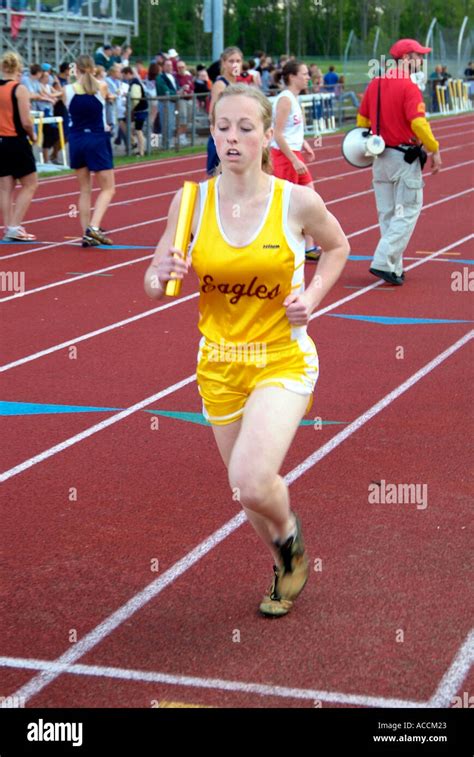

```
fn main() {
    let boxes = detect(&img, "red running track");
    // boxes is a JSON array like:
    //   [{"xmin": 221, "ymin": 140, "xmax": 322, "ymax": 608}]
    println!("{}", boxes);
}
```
[{"xmin": 0, "ymin": 113, "xmax": 473, "ymax": 709}]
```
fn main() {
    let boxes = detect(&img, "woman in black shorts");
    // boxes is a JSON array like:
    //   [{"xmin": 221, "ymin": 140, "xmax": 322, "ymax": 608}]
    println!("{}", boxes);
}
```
[{"xmin": 0, "ymin": 52, "xmax": 38, "ymax": 242}]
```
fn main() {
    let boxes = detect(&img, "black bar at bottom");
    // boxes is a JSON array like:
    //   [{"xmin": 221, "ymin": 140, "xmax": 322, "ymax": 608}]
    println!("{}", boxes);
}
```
[{"xmin": 0, "ymin": 707, "xmax": 472, "ymax": 755}]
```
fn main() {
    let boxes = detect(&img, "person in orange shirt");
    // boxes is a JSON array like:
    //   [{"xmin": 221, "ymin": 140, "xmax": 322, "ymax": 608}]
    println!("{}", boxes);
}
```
[
  {"xmin": 0, "ymin": 52, "xmax": 38, "ymax": 241},
  {"xmin": 357, "ymin": 38, "xmax": 441, "ymax": 285},
  {"xmin": 144, "ymin": 84, "xmax": 350, "ymax": 617}
]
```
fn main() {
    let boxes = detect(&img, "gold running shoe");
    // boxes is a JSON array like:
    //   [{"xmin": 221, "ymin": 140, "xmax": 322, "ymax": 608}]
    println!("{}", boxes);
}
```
[
  {"xmin": 259, "ymin": 565, "xmax": 294, "ymax": 617},
  {"xmin": 275, "ymin": 513, "xmax": 309, "ymax": 601},
  {"xmin": 85, "ymin": 226, "xmax": 113, "ymax": 245}
]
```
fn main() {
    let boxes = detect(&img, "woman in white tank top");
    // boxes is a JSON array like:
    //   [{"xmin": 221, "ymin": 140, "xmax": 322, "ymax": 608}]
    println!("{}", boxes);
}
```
[{"xmin": 271, "ymin": 60, "xmax": 320, "ymax": 259}]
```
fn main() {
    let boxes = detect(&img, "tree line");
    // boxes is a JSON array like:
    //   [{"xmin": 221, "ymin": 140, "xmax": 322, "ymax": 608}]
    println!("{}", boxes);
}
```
[{"xmin": 133, "ymin": 0, "xmax": 471, "ymax": 62}]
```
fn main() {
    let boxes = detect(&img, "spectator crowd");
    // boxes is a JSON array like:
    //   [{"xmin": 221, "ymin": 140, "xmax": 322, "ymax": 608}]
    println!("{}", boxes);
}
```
[{"xmin": 10, "ymin": 42, "xmax": 474, "ymax": 164}]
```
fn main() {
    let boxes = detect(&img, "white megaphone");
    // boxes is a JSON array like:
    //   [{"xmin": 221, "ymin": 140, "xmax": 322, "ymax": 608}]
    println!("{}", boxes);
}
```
[{"xmin": 341, "ymin": 127, "xmax": 385, "ymax": 168}]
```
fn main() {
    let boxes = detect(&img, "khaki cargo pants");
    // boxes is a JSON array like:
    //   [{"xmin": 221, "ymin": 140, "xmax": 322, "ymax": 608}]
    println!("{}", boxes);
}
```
[{"xmin": 371, "ymin": 148, "xmax": 424, "ymax": 277}]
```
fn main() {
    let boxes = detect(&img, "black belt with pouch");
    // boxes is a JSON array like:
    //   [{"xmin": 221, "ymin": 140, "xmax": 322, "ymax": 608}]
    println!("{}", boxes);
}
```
[{"xmin": 386, "ymin": 143, "xmax": 428, "ymax": 170}]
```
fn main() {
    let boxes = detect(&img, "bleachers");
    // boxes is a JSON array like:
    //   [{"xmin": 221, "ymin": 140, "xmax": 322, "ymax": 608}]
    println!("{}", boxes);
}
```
[{"xmin": 0, "ymin": 0, "xmax": 136, "ymax": 69}]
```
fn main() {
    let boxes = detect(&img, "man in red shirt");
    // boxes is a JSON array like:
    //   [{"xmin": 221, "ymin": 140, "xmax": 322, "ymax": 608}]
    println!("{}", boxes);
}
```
[{"xmin": 357, "ymin": 39, "xmax": 442, "ymax": 285}]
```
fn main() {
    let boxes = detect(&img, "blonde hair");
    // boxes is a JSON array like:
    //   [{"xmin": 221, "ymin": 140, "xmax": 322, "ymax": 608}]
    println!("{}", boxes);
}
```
[
  {"xmin": 1, "ymin": 51, "xmax": 22, "ymax": 76},
  {"xmin": 220, "ymin": 46, "xmax": 243, "ymax": 77},
  {"xmin": 76, "ymin": 54, "xmax": 99, "ymax": 95},
  {"xmin": 211, "ymin": 83, "xmax": 273, "ymax": 174}
]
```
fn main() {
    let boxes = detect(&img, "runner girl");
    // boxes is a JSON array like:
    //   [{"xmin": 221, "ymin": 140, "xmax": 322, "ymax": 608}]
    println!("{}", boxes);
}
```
[
  {"xmin": 64, "ymin": 55, "xmax": 115, "ymax": 247},
  {"xmin": 145, "ymin": 84, "xmax": 350, "ymax": 617},
  {"xmin": 206, "ymin": 46, "xmax": 243, "ymax": 176},
  {"xmin": 271, "ymin": 60, "xmax": 321, "ymax": 261}
]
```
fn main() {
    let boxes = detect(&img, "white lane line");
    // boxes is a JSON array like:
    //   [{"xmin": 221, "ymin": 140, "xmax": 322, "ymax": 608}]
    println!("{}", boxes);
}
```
[
  {"xmin": 23, "ymin": 189, "xmax": 176, "ymax": 227},
  {"xmin": 34, "ymin": 150, "xmax": 208, "ymax": 187},
  {"xmin": 27, "ymin": 112, "xmax": 473, "ymax": 197},
  {"xmin": 0, "ymin": 655, "xmax": 426, "ymax": 708},
  {"xmin": 316, "ymin": 155, "xmax": 474, "ymax": 186},
  {"xmin": 287, "ymin": 330, "xmax": 472, "ymax": 485},
  {"xmin": 2, "ymin": 157, "xmax": 471, "ymax": 262},
  {"xmin": 16, "ymin": 154, "xmax": 474, "ymax": 239},
  {"xmin": 6, "ymin": 329, "xmax": 472, "ymax": 704},
  {"xmin": 28, "ymin": 145, "xmax": 470, "ymax": 228},
  {"xmin": 0, "ymin": 215, "xmax": 168, "ymax": 262},
  {"xmin": 346, "ymin": 188, "xmax": 473, "ymax": 241},
  {"xmin": 428, "ymin": 629, "xmax": 474, "ymax": 707},
  {"xmin": 0, "ymin": 374, "xmax": 196, "ymax": 483},
  {"xmin": 1, "ymin": 151, "xmax": 472, "ymax": 262},
  {"xmin": 0, "ymin": 254, "xmax": 154, "ymax": 302},
  {"xmin": 4, "ymin": 128, "xmax": 471, "ymax": 216},
  {"xmin": 294, "ymin": 137, "xmax": 474, "ymax": 174},
  {"xmin": 326, "ymin": 159, "xmax": 474, "ymax": 206},
  {"xmin": 1, "ymin": 233, "xmax": 471, "ymax": 373},
  {"xmin": 2, "ymin": 187, "xmax": 472, "ymax": 300},
  {"xmin": 0, "ymin": 293, "xmax": 199, "ymax": 372},
  {"xmin": 310, "ymin": 234, "xmax": 474, "ymax": 319}
]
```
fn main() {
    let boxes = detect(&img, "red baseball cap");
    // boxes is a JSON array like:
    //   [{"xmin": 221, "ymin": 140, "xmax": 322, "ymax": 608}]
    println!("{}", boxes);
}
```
[{"xmin": 390, "ymin": 38, "xmax": 432, "ymax": 58}]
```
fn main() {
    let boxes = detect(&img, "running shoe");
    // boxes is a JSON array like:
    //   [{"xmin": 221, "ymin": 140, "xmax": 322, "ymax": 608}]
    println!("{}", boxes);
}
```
[
  {"xmin": 84, "ymin": 226, "xmax": 113, "ymax": 245},
  {"xmin": 305, "ymin": 246, "xmax": 321, "ymax": 262},
  {"xmin": 274, "ymin": 513, "xmax": 309, "ymax": 601},
  {"xmin": 81, "ymin": 233, "xmax": 101, "ymax": 248},
  {"xmin": 259, "ymin": 565, "xmax": 294, "ymax": 617},
  {"xmin": 3, "ymin": 226, "xmax": 36, "ymax": 241}
]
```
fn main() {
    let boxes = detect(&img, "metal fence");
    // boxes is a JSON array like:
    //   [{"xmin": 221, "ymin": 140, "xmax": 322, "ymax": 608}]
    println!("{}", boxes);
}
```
[
  {"xmin": 119, "ymin": 89, "xmax": 342, "ymax": 157},
  {"xmin": 122, "ymin": 91, "xmax": 211, "ymax": 156}
]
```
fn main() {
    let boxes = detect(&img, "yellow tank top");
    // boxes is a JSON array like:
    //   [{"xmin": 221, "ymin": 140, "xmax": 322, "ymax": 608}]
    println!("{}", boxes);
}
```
[{"xmin": 190, "ymin": 176, "xmax": 306, "ymax": 348}]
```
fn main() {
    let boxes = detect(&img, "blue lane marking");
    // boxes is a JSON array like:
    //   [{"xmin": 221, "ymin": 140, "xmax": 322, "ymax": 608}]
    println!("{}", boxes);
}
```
[
  {"xmin": 327, "ymin": 314, "xmax": 473, "ymax": 325},
  {"xmin": 0, "ymin": 240, "xmax": 53, "ymax": 245},
  {"xmin": 445, "ymin": 259, "xmax": 474, "ymax": 265},
  {"xmin": 70, "ymin": 244, "xmax": 155, "ymax": 250},
  {"xmin": 0, "ymin": 401, "xmax": 121, "ymax": 415},
  {"xmin": 0, "ymin": 400, "xmax": 347, "ymax": 427}
]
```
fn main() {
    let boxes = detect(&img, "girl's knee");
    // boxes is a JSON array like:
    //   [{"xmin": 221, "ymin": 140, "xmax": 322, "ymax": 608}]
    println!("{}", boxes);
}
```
[{"xmin": 228, "ymin": 467, "xmax": 275, "ymax": 509}]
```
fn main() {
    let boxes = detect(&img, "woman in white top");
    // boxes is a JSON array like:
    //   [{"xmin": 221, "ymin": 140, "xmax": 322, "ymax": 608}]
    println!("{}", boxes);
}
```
[{"xmin": 271, "ymin": 60, "xmax": 320, "ymax": 260}]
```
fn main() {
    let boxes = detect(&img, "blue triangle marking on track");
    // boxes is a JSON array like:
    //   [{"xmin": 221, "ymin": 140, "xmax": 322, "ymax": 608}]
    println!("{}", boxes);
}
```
[
  {"xmin": 327, "ymin": 314, "xmax": 473, "ymax": 325},
  {"xmin": 0, "ymin": 400, "xmax": 122, "ymax": 415},
  {"xmin": 67, "ymin": 244, "xmax": 156, "ymax": 250},
  {"xmin": 144, "ymin": 409, "xmax": 211, "ymax": 426},
  {"xmin": 0, "ymin": 400, "xmax": 348, "ymax": 427},
  {"xmin": 347, "ymin": 255, "xmax": 373, "ymax": 261}
]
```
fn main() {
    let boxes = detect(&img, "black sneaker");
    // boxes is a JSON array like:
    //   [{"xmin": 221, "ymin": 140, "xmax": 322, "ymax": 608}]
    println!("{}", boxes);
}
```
[{"xmin": 369, "ymin": 267, "xmax": 403, "ymax": 286}]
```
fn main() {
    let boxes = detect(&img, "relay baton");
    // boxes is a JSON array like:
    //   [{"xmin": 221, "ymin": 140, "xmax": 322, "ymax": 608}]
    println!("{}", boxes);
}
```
[{"xmin": 165, "ymin": 181, "xmax": 198, "ymax": 297}]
